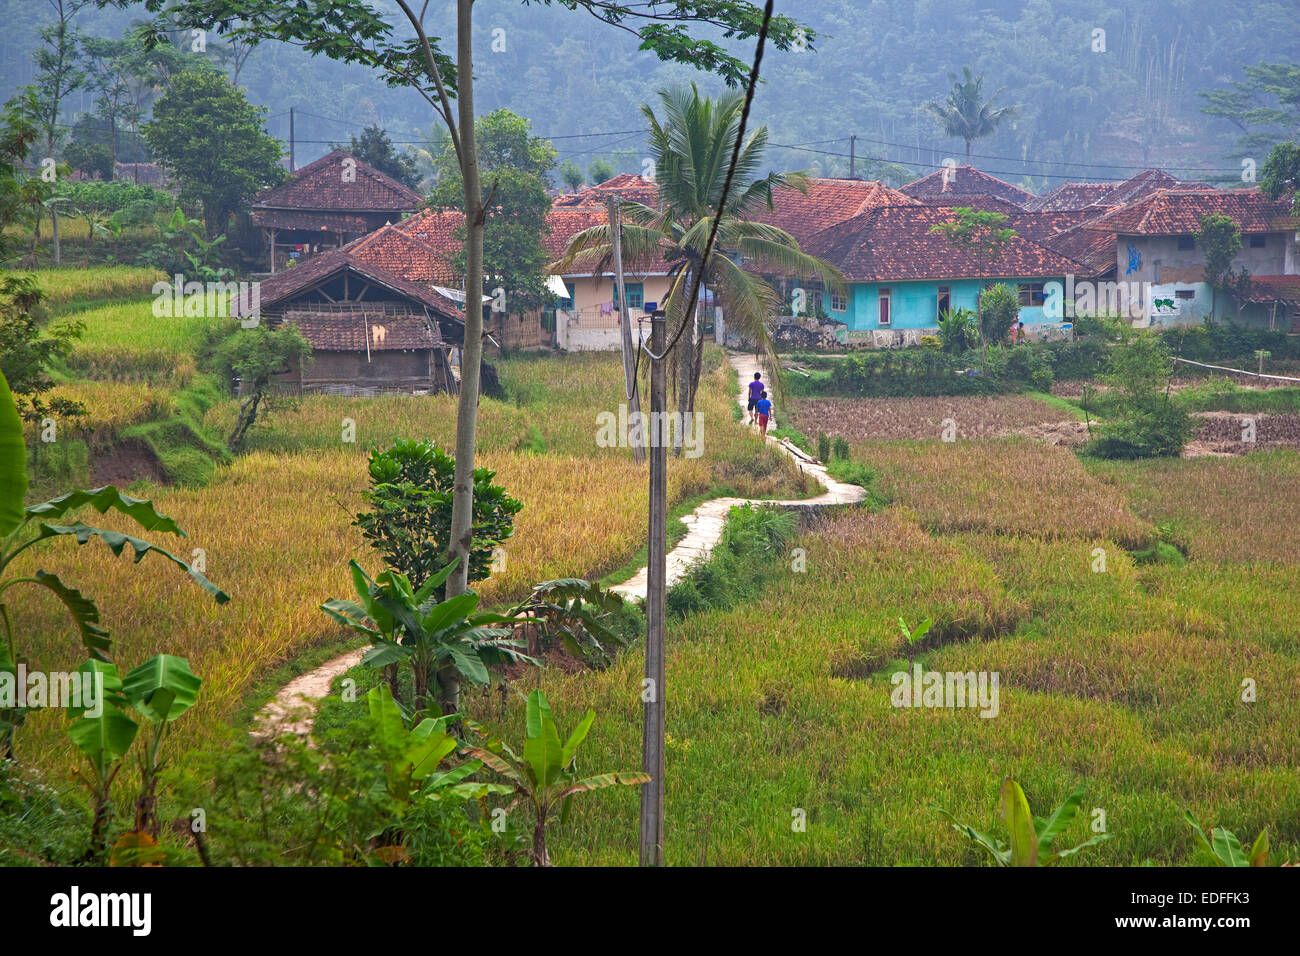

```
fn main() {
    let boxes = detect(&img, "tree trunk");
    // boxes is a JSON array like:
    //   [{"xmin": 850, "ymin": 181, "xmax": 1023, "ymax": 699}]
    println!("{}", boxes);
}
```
[
  {"xmin": 532, "ymin": 817, "xmax": 551, "ymax": 866},
  {"xmin": 446, "ymin": 0, "xmax": 484, "ymax": 602},
  {"xmin": 52, "ymin": 208, "xmax": 60, "ymax": 266},
  {"xmin": 436, "ymin": 666, "xmax": 460, "ymax": 718}
]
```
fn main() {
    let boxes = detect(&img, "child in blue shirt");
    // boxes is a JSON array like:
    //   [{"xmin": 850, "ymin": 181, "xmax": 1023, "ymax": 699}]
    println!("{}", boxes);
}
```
[{"xmin": 755, "ymin": 391, "xmax": 773, "ymax": 438}]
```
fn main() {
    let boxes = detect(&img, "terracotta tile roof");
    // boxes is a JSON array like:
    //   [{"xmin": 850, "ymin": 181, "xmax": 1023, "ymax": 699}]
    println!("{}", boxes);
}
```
[
  {"xmin": 912, "ymin": 193, "xmax": 1029, "ymax": 216},
  {"xmin": 553, "ymin": 173, "xmax": 660, "ymax": 208},
  {"xmin": 750, "ymin": 178, "xmax": 918, "ymax": 245},
  {"xmin": 1239, "ymin": 275, "xmax": 1300, "ymax": 304},
  {"xmin": 803, "ymin": 205, "xmax": 1085, "ymax": 282},
  {"xmin": 242, "ymin": 247, "xmax": 463, "ymax": 322},
  {"xmin": 1007, "ymin": 211, "xmax": 1116, "ymax": 275},
  {"xmin": 347, "ymin": 209, "xmax": 464, "ymax": 284},
  {"xmin": 900, "ymin": 165, "xmax": 1035, "ymax": 207},
  {"xmin": 1094, "ymin": 169, "xmax": 1211, "ymax": 207},
  {"xmin": 281, "ymin": 311, "xmax": 439, "ymax": 351},
  {"xmin": 1083, "ymin": 187, "xmax": 1298, "ymax": 235},
  {"xmin": 252, "ymin": 149, "xmax": 424, "ymax": 213},
  {"xmin": 1023, "ymin": 182, "xmax": 1119, "ymax": 212}
]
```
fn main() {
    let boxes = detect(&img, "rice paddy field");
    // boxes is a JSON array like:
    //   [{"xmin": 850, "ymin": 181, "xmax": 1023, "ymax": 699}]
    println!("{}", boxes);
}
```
[{"xmin": 8, "ymin": 266, "xmax": 1300, "ymax": 867}]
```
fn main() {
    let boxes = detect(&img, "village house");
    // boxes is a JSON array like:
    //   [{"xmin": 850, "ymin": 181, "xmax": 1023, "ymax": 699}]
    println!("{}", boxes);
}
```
[
  {"xmin": 249, "ymin": 149, "xmax": 424, "ymax": 274},
  {"xmin": 239, "ymin": 246, "xmax": 460, "ymax": 395},
  {"xmin": 1081, "ymin": 187, "xmax": 1300, "ymax": 329},
  {"xmin": 800, "ymin": 203, "xmax": 1088, "ymax": 346}
]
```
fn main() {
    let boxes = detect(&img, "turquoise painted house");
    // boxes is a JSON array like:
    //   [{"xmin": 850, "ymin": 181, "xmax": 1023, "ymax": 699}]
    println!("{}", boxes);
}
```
[{"xmin": 800, "ymin": 205, "xmax": 1090, "ymax": 344}]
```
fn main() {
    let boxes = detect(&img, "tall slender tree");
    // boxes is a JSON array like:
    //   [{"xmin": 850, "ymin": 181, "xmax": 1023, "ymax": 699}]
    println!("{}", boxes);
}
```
[{"xmin": 924, "ymin": 66, "xmax": 1019, "ymax": 159}]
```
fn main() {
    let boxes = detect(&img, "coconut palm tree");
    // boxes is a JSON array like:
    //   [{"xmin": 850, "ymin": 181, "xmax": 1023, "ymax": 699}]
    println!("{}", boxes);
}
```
[
  {"xmin": 924, "ymin": 67, "xmax": 1019, "ymax": 159},
  {"xmin": 555, "ymin": 84, "xmax": 843, "ymax": 451}
]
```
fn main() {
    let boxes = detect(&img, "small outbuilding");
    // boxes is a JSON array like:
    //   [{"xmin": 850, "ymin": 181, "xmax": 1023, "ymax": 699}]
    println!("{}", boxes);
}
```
[
  {"xmin": 250, "ymin": 149, "xmax": 424, "ymax": 273},
  {"xmin": 240, "ymin": 248, "xmax": 463, "ymax": 395}
]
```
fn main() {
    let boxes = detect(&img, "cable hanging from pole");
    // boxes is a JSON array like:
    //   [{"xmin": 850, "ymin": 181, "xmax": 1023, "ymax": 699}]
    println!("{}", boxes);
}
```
[{"xmin": 641, "ymin": 0, "xmax": 775, "ymax": 365}]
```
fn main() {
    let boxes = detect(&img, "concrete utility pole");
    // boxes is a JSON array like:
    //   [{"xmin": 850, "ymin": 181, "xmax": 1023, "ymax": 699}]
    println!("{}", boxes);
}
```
[
  {"xmin": 850, "ymin": 134, "xmax": 856, "ymax": 179},
  {"xmin": 639, "ymin": 309, "xmax": 667, "ymax": 866},
  {"xmin": 289, "ymin": 107, "xmax": 296, "ymax": 171},
  {"xmin": 608, "ymin": 195, "xmax": 645, "ymax": 464}
]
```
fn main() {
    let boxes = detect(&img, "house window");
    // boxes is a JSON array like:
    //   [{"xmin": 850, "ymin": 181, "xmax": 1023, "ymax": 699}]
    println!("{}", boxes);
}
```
[
  {"xmin": 1018, "ymin": 282, "xmax": 1046, "ymax": 307},
  {"xmin": 1177, "ymin": 237, "xmax": 1195, "ymax": 250},
  {"xmin": 877, "ymin": 288, "xmax": 891, "ymax": 326},
  {"xmin": 830, "ymin": 292, "xmax": 847, "ymax": 312},
  {"xmin": 1175, "ymin": 289, "xmax": 1194, "ymax": 300},
  {"xmin": 1249, "ymin": 235, "xmax": 1266, "ymax": 248},
  {"xmin": 621, "ymin": 282, "xmax": 644, "ymax": 310},
  {"xmin": 936, "ymin": 286, "xmax": 950, "ymax": 320}
]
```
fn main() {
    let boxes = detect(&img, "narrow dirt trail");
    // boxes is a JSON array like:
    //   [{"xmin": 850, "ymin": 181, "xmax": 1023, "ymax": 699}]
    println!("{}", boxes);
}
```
[{"xmin": 253, "ymin": 351, "xmax": 865, "ymax": 740}]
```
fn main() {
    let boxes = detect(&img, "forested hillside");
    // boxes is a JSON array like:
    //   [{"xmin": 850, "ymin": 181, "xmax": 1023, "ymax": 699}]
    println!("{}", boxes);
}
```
[{"xmin": 3, "ymin": 0, "xmax": 1298, "ymax": 190}]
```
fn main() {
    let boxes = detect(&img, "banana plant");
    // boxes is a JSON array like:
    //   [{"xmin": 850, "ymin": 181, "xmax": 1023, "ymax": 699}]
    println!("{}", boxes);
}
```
[
  {"xmin": 898, "ymin": 616, "xmax": 934, "ymax": 647},
  {"xmin": 120, "ymin": 654, "xmax": 202, "ymax": 855},
  {"xmin": 504, "ymin": 578, "xmax": 630, "ymax": 664},
  {"xmin": 464, "ymin": 689, "xmax": 649, "ymax": 866},
  {"xmin": 1185, "ymin": 811, "xmax": 1272, "ymax": 867},
  {"xmin": 66, "ymin": 659, "xmax": 136, "ymax": 863},
  {"xmin": 0, "ymin": 371, "xmax": 228, "ymax": 758},
  {"xmin": 935, "ymin": 778, "xmax": 1112, "ymax": 866},
  {"xmin": 321, "ymin": 558, "xmax": 535, "ymax": 717},
  {"xmin": 358, "ymin": 684, "xmax": 509, "ymax": 865}
]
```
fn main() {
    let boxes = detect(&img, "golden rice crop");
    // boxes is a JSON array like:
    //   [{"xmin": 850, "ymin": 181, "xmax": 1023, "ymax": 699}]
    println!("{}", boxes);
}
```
[
  {"xmin": 41, "ymin": 381, "xmax": 176, "ymax": 437},
  {"xmin": 863, "ymin": 438, "xmax": 1151, "ymax": 546},
  {"xmin": 1092, "ymin": 451, "xmax": 1300, "ymax": 564}
]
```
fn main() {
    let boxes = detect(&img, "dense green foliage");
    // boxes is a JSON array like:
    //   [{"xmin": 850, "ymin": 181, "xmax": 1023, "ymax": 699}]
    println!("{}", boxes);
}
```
[{"xmin": 354, "ymin": 438, "xmax": 523, "ymax": 589}]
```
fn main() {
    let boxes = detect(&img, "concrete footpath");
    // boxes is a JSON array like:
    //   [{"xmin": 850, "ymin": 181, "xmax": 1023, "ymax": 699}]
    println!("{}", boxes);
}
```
[{"xmin": 255, "ymin": 351, "xmax": 865, "ymax": 738}]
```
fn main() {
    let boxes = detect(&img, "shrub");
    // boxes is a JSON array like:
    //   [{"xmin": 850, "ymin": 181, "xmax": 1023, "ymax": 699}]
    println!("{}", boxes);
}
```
[
  {"xmin": 1083, "ymin": 334, "xmax": 1191, "ymax": 459},
  {"xmin": 816, "ymin": 431, "xmax": 831, "ymax": 462},
  {"xmin": 354, "ymin": 438, "xmax": 523, "ymax": 588},
  {"xmin": 832, "ymin": 436, "xmax": 850, "ymax": 459}
]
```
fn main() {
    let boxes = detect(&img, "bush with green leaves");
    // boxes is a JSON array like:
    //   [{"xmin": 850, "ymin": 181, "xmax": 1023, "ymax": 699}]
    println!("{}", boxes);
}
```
[
  {"xmin": 1185, "ymin": 810, "xmax": 1277, "ymax": 867},
  {"xmin": 977, "ymin": 283, "xmax": 1020, "ymax": 348},
  {"xmin": 936, "ymin": 307, "xmax": 979, "ymax": 354},
  {"xmin": 354, "ymin": 438, "xmax": 523, "ymax": 588},
  {"xmin": 1083, "ymin": 333, "xmax": 1191, "ymax": 459},
  {"xmin": 172, "ymin": 684, "xmax": 509, "ymax": 867}
]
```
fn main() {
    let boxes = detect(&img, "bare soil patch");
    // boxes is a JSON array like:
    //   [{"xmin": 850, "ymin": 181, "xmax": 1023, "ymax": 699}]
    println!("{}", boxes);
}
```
[{"xmin": 789, "ymin": 395, "xmax": 1072, "ymax": 442}]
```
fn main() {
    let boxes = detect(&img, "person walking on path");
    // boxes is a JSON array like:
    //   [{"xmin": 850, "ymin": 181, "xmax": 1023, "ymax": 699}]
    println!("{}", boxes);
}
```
[
  {"xmin": 747, "ymin": 371, "xmax": 764, "ymax": 424},
  {"xmin": 755, "ymin": 390, "xmax": 773, "ymax": 439}
]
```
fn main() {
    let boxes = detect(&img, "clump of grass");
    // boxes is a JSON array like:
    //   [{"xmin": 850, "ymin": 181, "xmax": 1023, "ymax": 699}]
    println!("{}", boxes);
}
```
[
  {"xmin": 30, "ymin": 266, "xmax": 163, "ymax": 307},
  {"xmin": 666, "ymin": 504, "xmax": 796, "ymax": 618}
]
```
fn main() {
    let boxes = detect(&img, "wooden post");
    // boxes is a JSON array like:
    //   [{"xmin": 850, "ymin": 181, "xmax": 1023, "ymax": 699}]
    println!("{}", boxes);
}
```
[
  {"xmin": 640, "ymin": 309, "xmax": 667, "ymax": 866},
  {"xmin": 608, "ymin": 195, "xmax": 645, "ymax": 464}
]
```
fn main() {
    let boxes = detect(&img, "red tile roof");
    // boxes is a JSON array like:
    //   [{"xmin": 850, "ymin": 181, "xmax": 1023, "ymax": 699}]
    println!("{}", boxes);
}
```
[
  {"xmin": 347, "ymin": 209, "xmax": 464, "ymax": 284},
  {"xmin": 1094, "ymin": 169, "xmax": 1210, "ymax": 207},
  {"xmin": 1023, "ymin": 182, "xmax": 1119, "ymax": 212},
  {"xmin": 803, "ymin": 205, "xmax": 1085, "ymax": 282},
  {"xmin": 281, "ymin": 311, "xmax": 440, "ymax": 351},
  {"xmin": 749, "ymin": 178, "xmax": 918, "ymax": 245},
  {"xmin": 244, "ymin": 246, "xmax": 463, "ymax": 321},
  {"xmin": 900, "ymin": 165, "xmax": 1035, "ymax": 207},
  {"xmin": 1083, "ymin": 188, "xmax": 1298, "ymax": 235},
  {"xmin": 553, "ymin": 173, "xmax": 660, "ymax": 208},
  {"xmin": 911, "ymin": 193, "xmax": 1029, "ymax": 216},
  {"xmin": 253, "ymin": 149, "xmax": 424, "ymax": 213},
  {"xmin": 1238, "ymin": 275, "xmax": 1300, "ymax": 304}
]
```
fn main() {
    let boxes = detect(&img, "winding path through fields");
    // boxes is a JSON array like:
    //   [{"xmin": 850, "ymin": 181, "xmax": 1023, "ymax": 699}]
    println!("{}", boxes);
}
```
[{"xmin": 253, "ymin": 352, "xmax": 865, "ymax": 739}]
